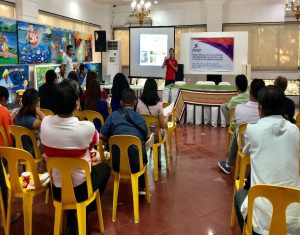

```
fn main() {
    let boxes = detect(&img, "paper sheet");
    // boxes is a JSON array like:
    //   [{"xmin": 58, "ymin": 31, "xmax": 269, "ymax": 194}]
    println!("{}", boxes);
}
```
[{"xmin": 163, "ymin": 101, "xmax": 175, "ymax": 116}]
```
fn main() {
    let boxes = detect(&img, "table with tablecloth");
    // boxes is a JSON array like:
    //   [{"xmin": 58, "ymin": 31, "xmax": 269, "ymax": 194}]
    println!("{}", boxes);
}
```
[
  {"xmin": 162, "ymin": 84, "xmax": 238, "ymax": 126},
  {"xmin": 102, "ymin": 84, "xmax": 144, "ymax": 97}
]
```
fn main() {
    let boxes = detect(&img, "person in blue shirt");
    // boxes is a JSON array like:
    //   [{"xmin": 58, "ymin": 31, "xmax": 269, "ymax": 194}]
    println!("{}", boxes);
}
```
[
  {"xmin": 84, "ymin": 79, "xmax": 109, "ymax": 131},
  {"xmin": 111, "ymin": 73, "xmax": 129, "ymax": 111},
  {"xmin": 100, "ymin": 88, "xmax": 148, "ymax": 189}
]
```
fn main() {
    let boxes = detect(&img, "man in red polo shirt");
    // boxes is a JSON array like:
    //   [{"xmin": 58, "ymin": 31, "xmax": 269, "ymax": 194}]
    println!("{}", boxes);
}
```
[{"xmin": 162, "ymin": 48, "xmax": 178, "ymax": 86}]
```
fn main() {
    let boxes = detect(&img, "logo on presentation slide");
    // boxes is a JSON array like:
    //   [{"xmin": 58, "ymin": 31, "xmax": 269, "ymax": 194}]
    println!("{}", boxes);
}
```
[{"xmin": 192, "ymin": 43, "xmax": 202, "ymax": 53}]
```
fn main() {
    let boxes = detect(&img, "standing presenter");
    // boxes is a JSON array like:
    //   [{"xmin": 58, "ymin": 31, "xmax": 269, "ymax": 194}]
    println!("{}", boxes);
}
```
[{"xmin": 162, "ymin": 48, "xmax": 178, "ymax": 87}]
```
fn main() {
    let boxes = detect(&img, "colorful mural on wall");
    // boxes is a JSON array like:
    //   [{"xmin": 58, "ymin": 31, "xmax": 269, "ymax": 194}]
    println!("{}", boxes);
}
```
[
  {"xmin": 0, "ymin": 18, "xmax": 18, "ymax": 64},
  {"xmin": 74, "ymin": 31, "xmax": 93, "ymax": 62},
  {"xmin": 18, "ymin": 21, "xmax": 52, "ymax": 64},
  {"xmin": 51, "ymin": 28, "xmax": 75, "ymax": 64}
]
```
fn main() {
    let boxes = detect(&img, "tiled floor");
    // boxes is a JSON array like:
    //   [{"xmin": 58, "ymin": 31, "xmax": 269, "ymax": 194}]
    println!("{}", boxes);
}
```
[{"xmin": 9, "ymin": 124, "xmax": 242, "ymax": 235}]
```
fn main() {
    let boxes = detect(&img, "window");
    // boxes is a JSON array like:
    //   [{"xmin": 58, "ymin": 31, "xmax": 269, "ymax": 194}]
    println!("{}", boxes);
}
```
[
  {"xmin": 0, "ymin": 1, "xmax": 15, "ymax": 19},
  {"xmin": 39, "ymin": 11, "xmax": 101, "ymax": 62},
  {"xmin": 224, "ymin": 23, "xmax": 299, "ymax": 71}
]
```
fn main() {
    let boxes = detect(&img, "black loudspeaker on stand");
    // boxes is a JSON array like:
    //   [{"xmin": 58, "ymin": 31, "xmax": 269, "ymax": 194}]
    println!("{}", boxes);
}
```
[
  {"xmin": 94, "ymin": 31, "xmax": 106, "ymax": 52},
  {"xmin": 175, "ymin": 64, "xmax": 184, "ymax": 81}
]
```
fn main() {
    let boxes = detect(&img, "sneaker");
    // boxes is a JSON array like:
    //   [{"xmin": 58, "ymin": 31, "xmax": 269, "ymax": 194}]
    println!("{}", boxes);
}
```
[{"xmin": 218, "ymin": 160, "xmax": 231, "ymax": 175}]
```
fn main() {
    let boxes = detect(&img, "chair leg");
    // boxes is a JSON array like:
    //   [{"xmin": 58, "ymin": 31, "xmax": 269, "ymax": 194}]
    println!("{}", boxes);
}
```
[
  {"xmin": 153, "ymin": 146, "xmax": 159, "ymax": 181},
  {"xmin": 0, "ymin": 189, "xmax": 6, "ymax": 235},
  {"xmin": 76, "ymin": 204, "xmax": 86, "ymax": 235},
  {"xmin": 112, "ymin": 174, "xmax": 120, "ymax": 222},
  {"xmin": 225, "ymin": 132, "xmax": 232, "ymax": 155},
  {"xmin": 5, "ymin": 191, "xmax": 12, "ymax": 235},
  {"xmin": 174, "ymin": 127, "xmax": 179, "ymax": 150},
  {"xmin": 164, "ymin": 143, "xmax": 169, "ymax": 171},
  {"xmin": 53, "ymin": 203, "xmax": 63, "ymax": 235},
  {"xmin": 23, "ymin": 193, "xmax": 34, "ymax": 235},
  {"xmin": 95, "ymin": 191, "xmax": 104, "ymax": 233},
  {"xmin": 168, "ymin": 130, "xmax": 172, "ymax": 158},
  {"xmin": 131, "ymin": 176, "xmax": 139, "ymax": 224},
  {"xmin": 45, "ymin": 188, "xmax": 49, "ymax": 204},
  {"xmin": 230, "ymin": 188, "xmax": 237, "ymax": 228},
  {"xmin": 144, "ymin": 169, "xmax": 151, "ymax": 203}
]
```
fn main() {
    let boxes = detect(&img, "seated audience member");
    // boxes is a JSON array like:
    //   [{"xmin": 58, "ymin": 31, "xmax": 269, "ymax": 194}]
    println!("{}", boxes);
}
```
[
  {"xmin": 218, "ymin": 79, "xmax": 265, "ymax": 175},
  {"xmin": 274, "ymin": 76, "xmax": 295, "ymax": 123},
  {"xmin": 100, "ymin": 88, "xmax": 147, "ymax": 190},
  {"xmin": 220, "ymin": 74, "xmax": 249, "ymax": 126},
  {"xmin": 68, "ymin": 71, "xmax": 83, "ymax": 97},
  {"xmin": 136, "ymin": 78, "xmax": 171, "ymax": 162},
  {"xmin": 0, "ymin": 86, "xmax": 21, "ymax": 222},
  {"xmin": 39, "ymin": 69, "xmax": 58, "ymax": 113},
  {"xmin": 40, "ymin": 79, "xmax": 110, "ymax": 232},
  {"xmin": 14, "ymin": 89, "xmax": 46, "ymax": 155},
  {"xmin": 78, "ymin": 64, "xmax": 87, "ymax": 90},
  {"xmin": 234, "ymin": 85, "xmax": 300, "ymax": 235},
  {"xmin": 111, "ymin": 73, "xmax": 129, "ymax": 112},
  {"xmin": 84, "ymin": 79, "xmax": 109, "ymax": 131},
  {"xmin": 80, "ymin": 71, "xmax": 108, "ymax": 109}
]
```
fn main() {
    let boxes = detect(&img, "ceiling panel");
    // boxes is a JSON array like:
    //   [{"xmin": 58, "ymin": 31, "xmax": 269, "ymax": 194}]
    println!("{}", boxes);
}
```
[{"xmin": 92, "ymin": 0, "xmax": 197, "ymax": 6}]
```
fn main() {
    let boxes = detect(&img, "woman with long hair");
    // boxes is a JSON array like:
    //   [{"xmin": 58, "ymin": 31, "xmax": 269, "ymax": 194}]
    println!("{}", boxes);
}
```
[
  {"xmin": 84, "ymin": 79, "xmax": 109, "ymax": 131},
  {"xmin": 137, "ymin": 78, "xmax": 172, "ymax": 163},
  {"xmin": 80, "ymin": 71, "xmax": 108, "ymax": 109},
  {"xmin": 111, "ymin": 73, "xmax": 129, "ymax": 111},
  {"xmin": 14, "ymin": 88, "xmax": 46, "ymax": 155}
]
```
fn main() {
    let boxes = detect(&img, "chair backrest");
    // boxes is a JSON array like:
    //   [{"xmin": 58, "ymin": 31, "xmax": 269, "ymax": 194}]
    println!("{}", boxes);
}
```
[
  {"xmin": 228, "ymin": 108, "xmax": 236, "ymax": 131},
  {"xmin": 245, "ymin": 184, "xmax": 300, "ymax": 235},
  {"xmin": 109, "ymin": 135, "xmax": 144, "ymax": 176},
  {"xmin": 162, "ymin": 102, "xmax": 169, "ymax": 109},
  {"xmin": 81, "ymin": 110, "xmax": 104, "ymax": 126},
  {"xmin": 46, "ymin": 157, "xmax": 93, "ymax": 204},
  {"xmin": 234, "ymin": 123, "xmax": 250, "ymax": 189},
  {"xmin": 0, "ymin": 125, "xmax": 10, "ymax": 147},
  {"xmin": 196, "ymin": 81, "xmax": 215, "ymax": 85},
  {"xmin": 0, "ymin": 147, "xmax": 42, "ymax": 193},
  {"xmin": 142, "ymin": 114, "xmax": 163, "ymax": 142},
  {"xmin": 40, "ymin": 108, "xmax": 54, "ymax": 116},
  {"xmin": 296, "ymin": 112, "xmax": 300, "ymax": 125},
  {"xmin": 74, "ymin": 110, "xmax": 83, "ymax": 121},
  {"xmin": 8, "ymin": 125, "xmax": 41, "ymax": 159},
  {"xmin": 237, "ymin": 123, "xmax": 248, "ymax": 153},
  {"xmin": 219, "ymin": 82, "xmax": 231, "ymax": 86},
  {"xmin": 175, "ymin": 81, "xmax": 186, "ymax": 86}
]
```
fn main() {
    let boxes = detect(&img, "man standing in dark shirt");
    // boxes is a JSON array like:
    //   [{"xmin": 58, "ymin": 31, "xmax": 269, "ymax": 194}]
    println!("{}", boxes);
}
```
[
  {"xmin": 39, "ymin": 69, "xmax": 58, "ymax": 113},
  {"xmin": 274, "ymin": 76, "xmax": 295, "ymax": 123}
]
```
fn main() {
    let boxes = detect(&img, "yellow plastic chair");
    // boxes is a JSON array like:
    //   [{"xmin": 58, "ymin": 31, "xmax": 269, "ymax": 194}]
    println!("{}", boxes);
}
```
[
  {"xmin": 243, "ymin": 184, "xmax": 300, "ymax": 235},
  {"xmin": 142, "ymin": 114, "xmax": 169, "ymax": 181},
  {"xmin": 296, "ymin": 112, "xmax": 300, "ymax": 125},
  {"xmin": 109, "ymin": 135, "xmax": 150, "ymax": 224},
  {"xmin": 162, "ymin": 102, "xmax": 179, "ymax": 158},
  {"xmin": 40, "ymin": 108, "xmax": 54, "ymax": 116},
  {"xmin": 0, "ymin": 125, "xmax": 10, "ymax": 147},
  {"xmin": 225, "ymin": 108, "xmax": 236, "ymax": 155},
  {"xmin": 230, "ymin": 123, "xmax": 250, "ymax": 227},
  {"xmin": 0, "ymin": 147, "xmax": 49, "ymax": 235},
  {"xmin": 74, "ymin": 110, "xmax": 83, "ymax": 121},
  {"xmin": 47, "ymin": 157, "xmax": 104, "ymax": 235},
  {"xmin": 82, "ymin": 110, "xmax": 106, "ymax": 161},
  {"xmin": 8, "ymin": 125, "xmax": 45, "ymax": 165}
]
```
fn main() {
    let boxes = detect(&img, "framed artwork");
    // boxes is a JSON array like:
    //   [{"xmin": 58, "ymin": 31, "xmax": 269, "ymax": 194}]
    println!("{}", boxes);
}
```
[
  {"xmin": 18, "ymin": 21, "xmax": 52, "ymax": 64},
  {"xmin": 0, "ymin": 65, "xmax": 29, "ymax": 93},
  {"xmin": 34, "ymin": 64, "xmax": 61, "ymax": 88},
  {"xmin": 0, "ymin": 18, "xmax": 18, "ymax": 64},
  {"xmin": 74, "ymin": 31, "xmax": 93, "ymax": 62}
]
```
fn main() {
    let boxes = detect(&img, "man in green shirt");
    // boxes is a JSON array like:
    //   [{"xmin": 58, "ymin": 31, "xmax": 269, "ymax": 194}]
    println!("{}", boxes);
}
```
[{"xmin": 220, "ymin": 74, "xmax": 249, "ymax": 127}]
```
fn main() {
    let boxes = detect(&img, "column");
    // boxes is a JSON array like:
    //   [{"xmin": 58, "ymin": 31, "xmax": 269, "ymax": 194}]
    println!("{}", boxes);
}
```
[
  {"xmin": 204, "ymin": 0, "xmax": 226, "ymax": 32},
  {"xmin": 15, "ymin": 0, "xmax": 39, "ymax": 23}
]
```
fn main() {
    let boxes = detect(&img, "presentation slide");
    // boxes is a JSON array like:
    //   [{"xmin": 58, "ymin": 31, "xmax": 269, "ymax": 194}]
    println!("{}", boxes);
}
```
[
  {"xmin": 180, "ymin": 32, "xmax": 248, "ymax": 75},
  {"xmin": 130, "ymin": 27, "xmax": 175, "ymax": 78},
  {"xmin": 139, "ymin": 34, "xmax": 168, "ymax": 66}
]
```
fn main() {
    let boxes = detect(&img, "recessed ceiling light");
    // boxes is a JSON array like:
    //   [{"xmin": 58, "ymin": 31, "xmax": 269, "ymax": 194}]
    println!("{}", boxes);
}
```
[{"xmin": 154, "ymin": 1, "xmax": 158, "ymax": 3}]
